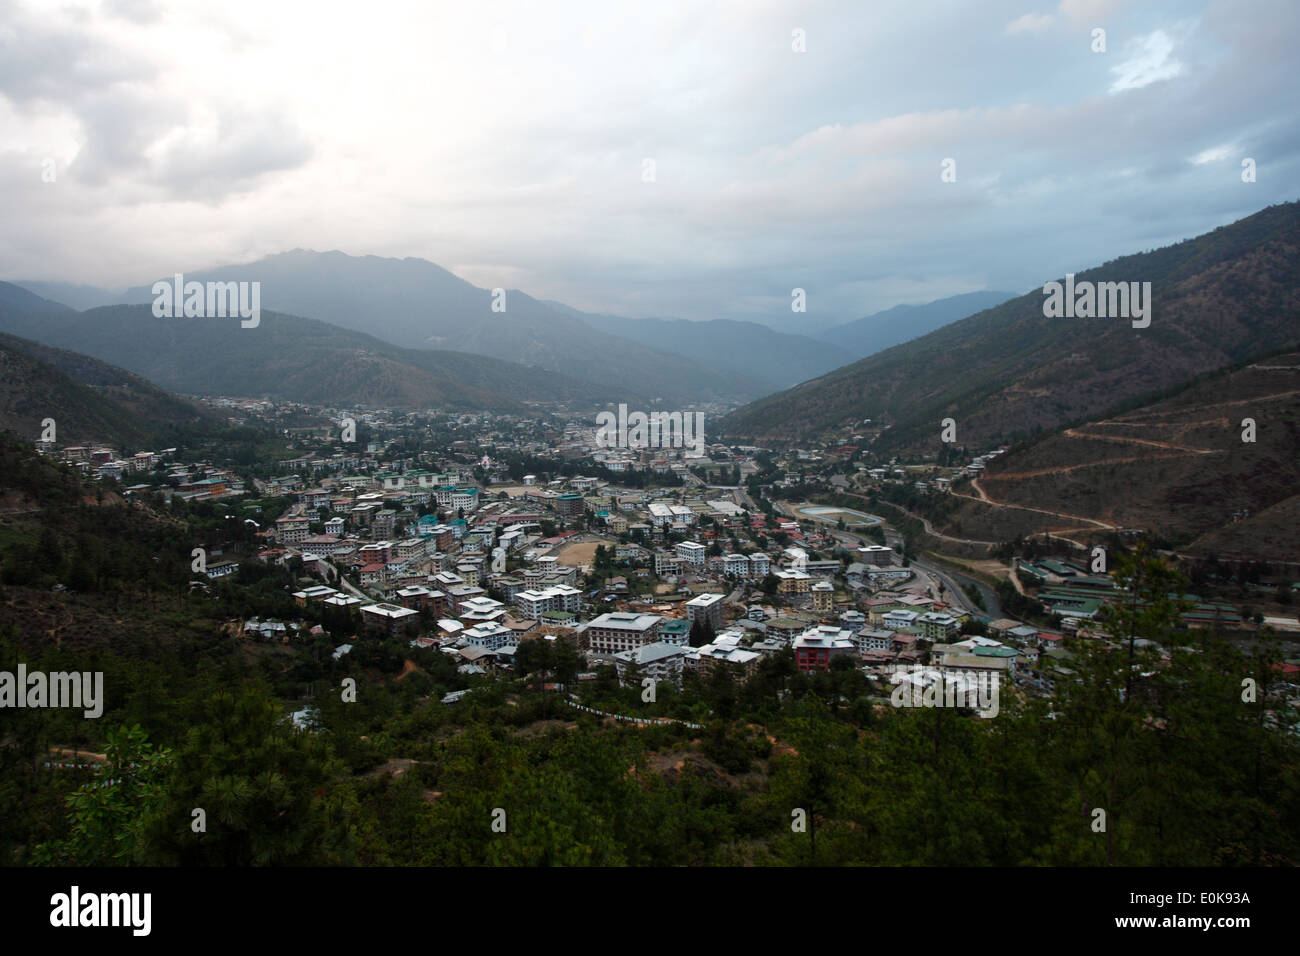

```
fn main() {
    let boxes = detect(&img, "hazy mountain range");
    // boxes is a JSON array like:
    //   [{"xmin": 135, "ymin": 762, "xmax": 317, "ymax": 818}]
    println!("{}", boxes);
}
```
[{"xmin": 14, "ymin": 259, "xmax": 1017, "ymax": 403}]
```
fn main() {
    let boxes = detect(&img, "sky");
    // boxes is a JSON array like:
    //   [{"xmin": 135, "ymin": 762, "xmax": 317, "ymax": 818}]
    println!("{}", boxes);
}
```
[{"xmin": 1, "ymin": 0, "xmax": 1296, "ymax": 330}]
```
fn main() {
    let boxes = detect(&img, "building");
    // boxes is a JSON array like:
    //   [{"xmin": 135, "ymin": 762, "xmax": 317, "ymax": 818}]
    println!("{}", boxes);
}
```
[
  {"xmin": 919, "ymin": 612, "xmax": 961, "ymax": 642},
  {"xmin": 359, "ymin": 602, "xmax": 420, "ymax": 637},
  {"xmin": 676, "ymin": 541, "xmax": 706, "ymax": 568},
  {"xmin": 811, "ymin": 580, "xmax": 834, "ymax": 614},
  {"xmin": 687, "ymin": 630, "xmax": 761, "ymax": 680},
  {"xmin": 855, "ymin": 628, "xmax": 896, "ymax": 653},
  {"xmin": 585, "ymin": 612, "xmax": 662, "ymax": 655},
  {"xmin": 614, "ymin": 642, "xmax": 687, "ymax": 688},
  {"xmin": 793, "ymin": 625, "xmax": 857, "ymax": 672},
  {"xmin": 654, "ymin": 551, "xmax": 684, "ymax": 577},
  {"xmin": 684, "ymin": 593, "xmax": 725, "ymax": 631},
  {"xmin": 656, "ymin": 619, "xmax": 691, "ymax": 646},
  {"xmin": 722, "ymin": 553, "xmax": 750, "ymax": 578},
  {"xmin": 514, "ymin": 585, "xmax": 583, "ymax": 620},
  {"xmin": 555, "ymin": 493, "xmax": 585, "ymax": 518},
  {"xmin": 858, "ymin": 545, "xmax": 894, "ymax": 566},
  {"xmin": 461, "ymin": 622, "xmax": 514, "ymax": 652},
  {"xmin": 775, "ymin": 570, "xmax": 811, "ymax": 595}
]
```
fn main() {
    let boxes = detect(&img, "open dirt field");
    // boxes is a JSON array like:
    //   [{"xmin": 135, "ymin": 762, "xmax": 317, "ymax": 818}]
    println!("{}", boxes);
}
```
[{"xmin": 552, "ymin": 540, "xmax": 607, "ymax": 566}]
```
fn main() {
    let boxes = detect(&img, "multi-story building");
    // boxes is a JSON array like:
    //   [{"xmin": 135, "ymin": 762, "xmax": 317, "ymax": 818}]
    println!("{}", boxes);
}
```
[
  {"xmin": 554, "ymin": 493, "xmax": 585, "ymax": 519},
  {"xmin": 654, "ymin": 552, "xmax": 684, "ymax": 577},
  {"xmin": 685, "ymin": 592, "xmax": 725, "ymax": 632},
  {"xmin": 855, "ymin": 628, "xmax": 896, "ymax": 654},
  {"xmin": 811, "ymin": 580, "xmax": 834, "ymax": 614},
  {"xmin": 461, "ymin": 622, "xmax": 514, "ymax": 652},
  {"xmin": 514, "ymin": 585, "xmax": 583, "ymax": 620},
  {"xmin": 775, "ymin": 570, "xmax": 811, "ymax": 595},
  {"xmin": 459, "ymin": 596, "xmax": 508, "ymax": 625},
  {"xmin": 585, "ymin": 612, "xmax": 662, "ymax": 655},
  {"xmin": 858, "ymin": 545, "xmax": 895, "ymax": 566},
  {"xmin": 614, "ymin": 642, "xmax": 687, "ymax": 689},
  {"xmin": 656, "ymin": 619, "xmax": 691, "ymax": 646},
  {"xmin": 686, "ymin": 630, "xmax": 761, "ymax": 680},
  {"xmin": 793, "ymin": 625, "xmax": 857, "ymax": 672},
  {"xmin": 359, "ymin": 602, "xmax": 419, "ymax": 637},
  {"xmin": 676, "ymin": 541, "xmax": 706, "ymax": 568},
  {"xmin": 919, "ymin": 612, "xmax": 961, "ymax": 643},
  {"xmin": 882, "ymin": 609, "xmax": 921, "ymax": 633},
  {"xmin": 722, "ymin": 553, "xmax": 750, "ymax": 578}
]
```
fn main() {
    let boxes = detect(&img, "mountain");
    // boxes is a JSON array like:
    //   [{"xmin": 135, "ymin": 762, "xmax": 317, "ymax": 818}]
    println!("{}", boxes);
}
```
[
  {"xmin": 933, "ymin": 351, "xmax": 1300, "ymax": 562},
  {"xmin": 0, "ymin": 331, "xmax": 214, "ymax": 450},
  {"xmin": 114, "ymin": 251, "xmax": 768, "ymax": 403},
  {"xmin": 568, "ymin": 307, "xmax": 841, "ymax": 391},
  {"xmin": 814, "ymin": 290, "xmax": 1019, "ymax": 358},
  {"xmin": 9, "ymin": 280, "xmax": 122, "ymax": 312},
  {"xmin": 721, "ymin": 202, "xmax": 1300, "ymax": 449},
  {"xmin": 0, "ymin": 281, "xmax": 76, "ymax": 316},
  {"xmin": 0, "ymin": 287, "xmax": 622, "ymax": 411}
]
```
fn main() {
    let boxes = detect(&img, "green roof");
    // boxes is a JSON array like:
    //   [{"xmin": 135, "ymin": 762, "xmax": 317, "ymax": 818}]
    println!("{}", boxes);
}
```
[{"xmin": 973, "ymin": 646, "xmax": 1019, "ymax": 657}]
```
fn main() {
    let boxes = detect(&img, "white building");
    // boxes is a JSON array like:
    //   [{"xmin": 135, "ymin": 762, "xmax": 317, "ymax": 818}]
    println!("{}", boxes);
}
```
[
  {"xmin": 676, "ymin": 541, "xmax": 707, "ymax": 567},
  {"xmin": 614, "ymin": 642, "xmax": 687, "ymax": 688},
  {"xmin": 514, "ymin": 584, "xmax": 583, "ymax": 619}
]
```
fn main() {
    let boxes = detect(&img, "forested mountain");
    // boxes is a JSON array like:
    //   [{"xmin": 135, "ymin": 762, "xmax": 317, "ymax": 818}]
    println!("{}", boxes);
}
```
[
  {"xmin": 0, "ymin": 286, "xmax": 623, "ymax": 411},
  {"xmin": 0, "ymin": 331, "xmax": 214, "ymax": 450},
  {"xmin": 917, "ymin": 350, "xmax": 1300, "ymax": 561},
  {"xmin": 722, "ymin": 203, "xmax": 1300, "ymax": 450}
]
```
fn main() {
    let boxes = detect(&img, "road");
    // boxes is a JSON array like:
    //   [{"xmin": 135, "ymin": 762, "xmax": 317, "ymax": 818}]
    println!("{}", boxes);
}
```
[
  {"xmin": 911, "ymin": 556, "xmax": 1003, "ymax": 620},
  {"xmin": 778, "ymin": 499, "xmax": 1001, "ymax": 619}
]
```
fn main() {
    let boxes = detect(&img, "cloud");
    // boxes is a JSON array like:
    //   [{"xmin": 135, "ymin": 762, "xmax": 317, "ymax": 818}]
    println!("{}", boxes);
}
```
[
  {"xmin": 1109, "ymin": 29, "xmax": 1185, "ymax": 93},
  {"xmin": 0, "ymin": 0, "xmax": 1295, "ymax": 327},
  {"xmin": 1190, "ymin": 143, "xmax": 1237, "ymax": 164},
  {"xmin": 1005, "ymin": 12, "xmax": 1055, "ymax": 35},
  {"xmin": 1058, "ymin": 0, "xmax": 1129, "ymax": 29}
]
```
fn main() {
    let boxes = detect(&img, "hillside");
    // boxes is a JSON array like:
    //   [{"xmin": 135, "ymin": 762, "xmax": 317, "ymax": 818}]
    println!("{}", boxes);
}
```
[
  {"xmin": 113, "ymin": 251, "xmax": 768, "ymax": 403},
  {"xmin": 0, "ymin": 288, "xmax": 622, "ymax": 411},
  {"xmin": 930, "ymin": 352, "xmax": 1300, "ymax": 562},
  {"xmin": 722, "ymin": 202, "xmax": 1300, "ymax": 449},
  {"xmin": 575, "ymin": 310, "xmax": 840, "ymax": 391},
  {"xmin": 0, "ymin": 331, "xmax": 214, "ymax": 450},
  {"xmin": 813, "ymin": 290, "xmax": 1018, "ymax": 358}
]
